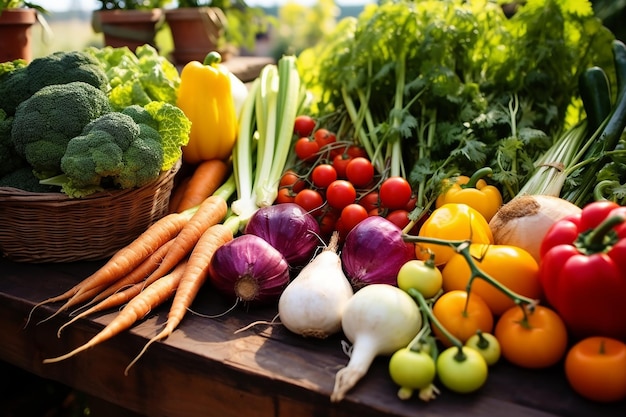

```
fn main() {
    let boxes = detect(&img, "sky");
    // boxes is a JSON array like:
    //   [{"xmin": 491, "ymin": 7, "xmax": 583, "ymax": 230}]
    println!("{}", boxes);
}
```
[{"xmin": 36, "ymin": 0, "xmax": 371, "ymax": 12}]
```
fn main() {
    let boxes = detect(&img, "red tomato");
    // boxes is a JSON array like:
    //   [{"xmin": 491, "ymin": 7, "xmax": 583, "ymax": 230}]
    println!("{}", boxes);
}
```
[
  {"xmin": 318, "ymin": 209, "xmax": 339, "ymax": 237},
  {"xmin": 346, "ymin": 145, "xmax": 368, "ymax": 159},
  {"xmin": 279, "ymin": 170, "xmax": 306, "ymax": 193},
  {"xmin": 293, "ymin": 115, "xmax": 316, "ymax": 137},
  {"xmin": 311, "ymin": 164, "xmax": 337, "ymax": 188},
  {"xmin": 276, "ymin": 187, "xmax": 296, "ymax": 204},
  {"xmin": 340, "ymin": 203, "xmax": 368, "ymax": 232},
  {"xmin": 358, "ymin": 191, "xmax": 380, "ymax": 213},
  {"xmin": 313, "ymin": 128, "xmax": 337, "ymax": 149},
  {"xmin": 332, "ymin": 153, "xmax": 352, "ymax": 179},
  {"xmin": 294, "ymin": 137, "xmax": 320, "ymax": 162},
  {"xmin": 380, "ymin": 176, "xmax": 413, "ymax": 209},
  {"xmin": 326, "ymin": 180, "xmax": 357, "ymax": 210},
  {"xmin": 385, "ymin": 209, "xmax": 411, "ymax": 230},
  {"xmin": 294, "ymin": 188, "xmax": 324, "ymax": 215},
  {"xmin": 346, "ymin": 157, "xmax": 375, "ymax": 187}
]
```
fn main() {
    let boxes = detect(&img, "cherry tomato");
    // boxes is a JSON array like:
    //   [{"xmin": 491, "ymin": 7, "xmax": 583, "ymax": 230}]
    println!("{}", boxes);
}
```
[
  {"xmin": 339, "ymin": 203, "xmax": 368, "ymax": 233},
  {"xmin": 318, "ymin": 209, "xmax": 339, "ymax": 237},
  {"xmin": 385, "ymin": 209, "xmax": 411, "ymax": 230},
  {"xmin": 294, "ymin": 137, "xmax": 320, "ymax": 162},
  {"xmin": 313, "ymin": 128, "xmax": 337, "ymax": 149},
  {"xmin": 358, "ymin": 191, "xmax": 380, "ymax": 213},
  {"xmin": 388, "ymin": 348, "xmax": 436, "ymax": 399},
  {"xmin": 276, "ymin": 187, "xmax": 296, "ymax": 204},
  {"xmin": 294, "ymin": 188, "xmax": 324, "ymax": 215},
  {"xmin": 397, "ymin": 259, "xmax": 442, "ymax": 299},
  {"xmin": 332, "ymin": 153, "xmax": 352, "ymax": 179},
  {"xmin": 565, "ymin": 336, "xmax": 626, "ymax": 403},
  {"xmin": 311, "ymin": 164, "xmax": 337, "ymax": 188},
  {"xmin": 345, "ymin": 157, "xmax": 375, "ymax": 187},
  {"xmin": 379, "ymin": 176, "xmax": 413, "ymax": 209},
  {"xmin": 465, "ymin": 331, "xmax": 501, "ymax": 366},
  {"xmin": 436, "ymin": 346, "xmax": 488, "ymax": 394},
  {"xmin": 279, "ymin": 169, "xmax": 305, "ymax": 193},
  {"xmin": 346, "ymin": 145, "xmax": 368, "ymax": 159},
  {"xmin": 325, "ymin": 180, "xmax": 357, "ymax": 210},
  {"xmin": 432, "ymin": 290, "xmax": 494, "ymax": 347},
  {"xmin": 495, "ymin": 305, "xmax": 568, "ymax": 369},
  {"xmin": 293, "ymin": 115, "xmax": 316, "ymax": 137}
]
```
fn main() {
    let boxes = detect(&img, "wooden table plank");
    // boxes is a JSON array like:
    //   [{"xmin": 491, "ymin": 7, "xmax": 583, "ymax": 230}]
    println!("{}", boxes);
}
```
[{"xmin": 1, "ymin": 258, "xmax": 624, "ymax": 417}]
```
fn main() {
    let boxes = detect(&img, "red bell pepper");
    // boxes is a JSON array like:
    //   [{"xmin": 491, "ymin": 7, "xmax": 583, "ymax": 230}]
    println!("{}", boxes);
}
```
[{"xmin": 539, "ymin": 201, "xmax": 626, "ymax": 341}]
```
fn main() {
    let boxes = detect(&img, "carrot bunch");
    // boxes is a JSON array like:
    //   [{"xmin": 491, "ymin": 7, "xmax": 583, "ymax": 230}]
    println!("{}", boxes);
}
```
[{"xmin": 34, "ymin": 160, "xmax": 236, "ymax": 372}]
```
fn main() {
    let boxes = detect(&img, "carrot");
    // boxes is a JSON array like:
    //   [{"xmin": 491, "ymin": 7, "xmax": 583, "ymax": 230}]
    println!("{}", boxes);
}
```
[
  {"xmin": 141, "ymin": 195, "xmax": 228, "ymax": 289},
  {"xmin": 56, "ymin": 251, "xmax": 183, "ymax": 338},
  {"xmin": 42, "ymin": 261, "xmax": 188, "ymax": 366},
  {"xmin": 125, "ymin": 223, "xmax": 234, "ymax": 373},
  {"xmin": 81, "ymin": 239, "xmax": 176, "ymax": 310},
  {"xmin": 168, "ymin": 175, "xmax": 191, "ymax": 214},
  {"xmin": 176, "ymin": 159, "xmax": 230, "ymax": 213},
  {"xmin": 28, "ymin": 211, "xmax": 190, "ymax": 326},
  {"xmin": 61, "ymin": 239, "xmax": 176, "ymax": 324}
]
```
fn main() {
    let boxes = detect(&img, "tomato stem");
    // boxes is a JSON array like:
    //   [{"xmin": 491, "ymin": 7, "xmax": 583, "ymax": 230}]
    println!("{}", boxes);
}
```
[
  {"xmin": 403, "ymin": 235, "xmax": 537, "ymax": 310},
  {"xmin": 408, "ymin": 288, "xmax": 464, "ymax": 351}
]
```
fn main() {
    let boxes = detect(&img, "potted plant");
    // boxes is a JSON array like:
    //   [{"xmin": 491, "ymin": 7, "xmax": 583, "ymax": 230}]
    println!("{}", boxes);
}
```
[
  {"xmin": 165, "ymin": 0, "xmax": 271, "ymax": 65},
  {"xmin": 92, "ymin": 0, "xmax": 171, "ymax": 51},
  {"xmin": 0, "ymin": 1, "xmax": 46, "ymax": 62}
]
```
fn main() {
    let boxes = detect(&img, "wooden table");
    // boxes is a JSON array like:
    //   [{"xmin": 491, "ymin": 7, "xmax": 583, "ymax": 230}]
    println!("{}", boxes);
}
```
[{"xmin": 1, "ymin": 258, "xmax": 624, "ymax": 417}]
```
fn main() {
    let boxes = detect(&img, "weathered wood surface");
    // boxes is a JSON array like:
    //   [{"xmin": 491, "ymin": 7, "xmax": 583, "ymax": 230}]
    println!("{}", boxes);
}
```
[{"xmin": 1, "ymin": 258, "xmax": 624, "ymax": 417}]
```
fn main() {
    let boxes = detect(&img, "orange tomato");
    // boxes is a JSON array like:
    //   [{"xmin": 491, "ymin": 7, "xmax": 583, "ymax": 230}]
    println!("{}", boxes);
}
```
[
  {"xmin": 442, "ymin": 244, "xmax": 543, "ymax": 316},
  {"xmin": 565, "ymin": 337, "xmax": 626, "ymax": 403},
  {"xmin": 432, "ymin": 290, "xmax": 494, "ymax": 347},
  {"xmin": 495, "ymin": 305, "xmax": 568, "ymax": 369}
]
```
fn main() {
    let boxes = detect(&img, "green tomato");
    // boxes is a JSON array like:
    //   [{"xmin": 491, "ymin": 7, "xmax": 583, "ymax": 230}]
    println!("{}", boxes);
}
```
[
  {"xmin": 465, "ymin": 331, "xmax": 501, "ymax": 366},
  {"xmin": 389, "ymin": 347, "xmax": 436, "ymax": 400},
  {"xmin": 397, "ymin": 259, "xmax": 443, "ymax": 298},
  {"xmin": 436, "ymin": 346, "xmax": 488, "ymax": 394}
]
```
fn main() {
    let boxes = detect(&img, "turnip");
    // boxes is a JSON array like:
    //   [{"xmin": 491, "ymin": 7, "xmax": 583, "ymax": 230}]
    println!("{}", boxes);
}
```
[{"xmin": 331, "ymin": 284, "xmax": 423, "ymax": 402}]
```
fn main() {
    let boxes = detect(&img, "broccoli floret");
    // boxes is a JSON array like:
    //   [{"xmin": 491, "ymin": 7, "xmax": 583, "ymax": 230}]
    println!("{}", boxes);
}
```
[
  {"xmin": 0, "ymin": 166, "xmax": 58, "ymax": 193},
  {"xmin": 0, "ymin": 109, "xmax": 27, "ymax": 177},
  {"xmin": 55, "ymin": 112, "xmax": 164, "ymax": 198},
  {"xmin": 0, "ymin": 50, "xmax": 109, "ymax": 116},
  {"xmin": 11, "ymin": 81, "xmax": 112, "ymax": 178},
  {"xmin": 121, "ymin": 104, "xmax": 158, "ymax": 130}
]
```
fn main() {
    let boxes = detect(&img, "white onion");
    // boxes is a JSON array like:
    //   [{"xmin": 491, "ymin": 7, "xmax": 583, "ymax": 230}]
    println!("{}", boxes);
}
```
[{"xmin": 488, "ymin": 195, "xmax": 582, "ymax": 263}]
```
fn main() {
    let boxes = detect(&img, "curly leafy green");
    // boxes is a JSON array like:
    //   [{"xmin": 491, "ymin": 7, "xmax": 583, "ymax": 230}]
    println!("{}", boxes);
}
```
[{"xmin": 298, "ymin": 0, "xmax": 615, "ymax": 208}]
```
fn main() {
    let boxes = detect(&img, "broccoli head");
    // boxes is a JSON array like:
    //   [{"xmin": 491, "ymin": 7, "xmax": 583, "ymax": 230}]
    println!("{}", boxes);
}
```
[
  {"xmin": 0, "ymin": 50, "xmax": 109, "ymax": 116},
  {"xmin": 56, "ymin": 112, "xmax": 164, "ymax": 198},
  {"xmin": 0, "ymin": 109, "xmax": 27, "ymax": 178},
  {"xmin": 0, "ymin": 166, "xmax": 58, "ymax": 193},
  {"xmin": 11, "ymin": 81, "xmax": 112, "ymax": 178}
]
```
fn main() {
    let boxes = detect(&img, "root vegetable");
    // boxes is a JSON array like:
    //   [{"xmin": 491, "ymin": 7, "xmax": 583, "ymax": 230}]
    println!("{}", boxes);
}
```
[
  {"xmin": 278, "ymin": 232, "xmax": 353, "ymax": 339},
  {"xmin": 331, "ymin": 284, "xmax": 422, "ymax": 402}
]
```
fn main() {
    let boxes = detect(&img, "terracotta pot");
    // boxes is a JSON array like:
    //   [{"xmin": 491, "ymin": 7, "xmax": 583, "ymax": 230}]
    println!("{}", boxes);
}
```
[
  {"xmin": 165, "ymin": 7, "xmax": 227, "ymax": 65},
  {"xmin": 0, "ymin": 8, "xmax": 37, "ymax": 62},
  {"xmin": 92, "ymin": 9, "xmax": 163, "ymax": 51}
]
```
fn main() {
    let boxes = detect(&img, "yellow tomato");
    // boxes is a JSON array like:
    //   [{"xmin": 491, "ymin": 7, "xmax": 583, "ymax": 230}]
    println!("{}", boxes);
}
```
[
  {"xmin": 416, "ymin": 203, "xmax": 493, "ymax": 266},
  {"xmin": 432, "ymin": 290, "xmax": 494, "ymax": 347},
  {"xmin": 441, "ymin": 244, "xmax": 543, "ymax": 316}
]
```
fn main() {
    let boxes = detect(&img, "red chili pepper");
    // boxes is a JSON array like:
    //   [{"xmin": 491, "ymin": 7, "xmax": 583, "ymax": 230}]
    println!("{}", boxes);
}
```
[{"xmin": 539, "ymin": 201, "xmax": 626, "ymax": 341}]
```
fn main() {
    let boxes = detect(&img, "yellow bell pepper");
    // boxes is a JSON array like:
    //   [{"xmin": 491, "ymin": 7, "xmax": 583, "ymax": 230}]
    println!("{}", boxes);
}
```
[
  {"xmin": 178, "ymin": 52, "xmax": 237, "ymax": 164},
  {"xmin": 416, "ymin": 203, "xmax": 493, "ymax": 266},
  {"xmin": 435, "ymin": 167, "xmax": 503, "ymax": 222}
]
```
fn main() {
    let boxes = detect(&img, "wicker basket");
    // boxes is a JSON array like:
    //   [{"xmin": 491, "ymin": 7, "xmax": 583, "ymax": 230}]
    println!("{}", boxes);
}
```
[{"xmin": 0, "ymin": 161, "xmax": 181, "ymax": 263}]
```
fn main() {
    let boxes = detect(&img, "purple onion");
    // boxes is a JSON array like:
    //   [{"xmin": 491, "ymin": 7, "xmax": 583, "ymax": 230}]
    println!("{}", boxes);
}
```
[
  {"xmin": 341, "ymin": 216, "xmax": 414, "ymax": 288},
  {"xmin": 244, "ymin": 203, "xmax": 321, "ymax": 265},
  {"xmin": 208, "ymin": 234, "xmax": 290, "ymax": 304}
]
